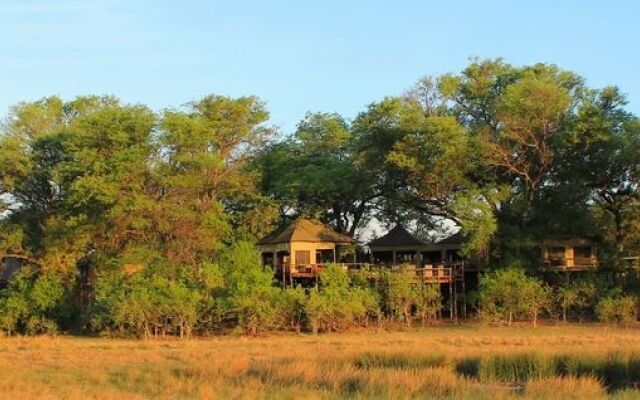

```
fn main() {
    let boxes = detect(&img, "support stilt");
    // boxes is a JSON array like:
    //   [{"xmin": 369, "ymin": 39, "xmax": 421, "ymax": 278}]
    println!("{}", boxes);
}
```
[
  {"xmin": 449, "ymin": 278, "xmax": 453, "ymax": 320},
  {"xmin": 461, "ymin": 263, "xmax": 467, "ymax": 319},
  {"xmin": 453, "ymin": 273, "xmax": 458, "ymax": 322},
  {"xmin": 289, "ymin": 265, "xmax": 293, "ymax": 288}
]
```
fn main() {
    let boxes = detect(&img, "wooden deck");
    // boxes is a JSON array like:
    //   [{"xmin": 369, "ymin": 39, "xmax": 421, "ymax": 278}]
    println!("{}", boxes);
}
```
[
  {"xmin": 275, "ymin": 262, "xmax": 474, "ymax": 284},
  {"xmin": 274, "ymin": 262, "xmax": 474, "ymax": 320},
  {"xmin": 540, "ymin": 257, "xmax": 598, "ymax": 272}
]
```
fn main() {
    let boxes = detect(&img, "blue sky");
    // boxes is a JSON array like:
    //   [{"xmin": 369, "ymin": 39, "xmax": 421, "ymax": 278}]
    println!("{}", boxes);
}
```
[{"xmin": 1, "ymin": 1, "xmax": 638, "ymax": 133}]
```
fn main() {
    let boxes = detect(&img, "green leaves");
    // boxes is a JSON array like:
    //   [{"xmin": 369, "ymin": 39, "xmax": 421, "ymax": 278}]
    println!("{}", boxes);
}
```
[
  {"xmin": 306, "ymin": 264, "xmax": 378, "ymax": 333},
  {"xmin": 0, "ymin": 267, "xmax": 71, "ymax": 335},
  {"xmin": 387, "ymin": 115, "xmax": 470, "ymax": 195},
  {"xmin": 477, "ymin": 267, "xmax": 550, "ymax": 326},
  {"xmin": 258, "ymin": 111, "xmax": 376, "ymax": 234},
  {"xmin": 218, "ymin": 241, "xmax": 279, "ymax": 334}
]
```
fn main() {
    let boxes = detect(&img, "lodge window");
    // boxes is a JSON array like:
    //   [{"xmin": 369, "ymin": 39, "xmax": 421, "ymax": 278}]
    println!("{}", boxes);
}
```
[
  {"xmin": 295, "ymin": 250, "xmax": 311, "ymax": 265},
  {"xmin": 548, "ymin": 247, "xmax": 565, "ymax": 264},
  {"xmin": 316, "ymin": 249, "xmax": 334, "ymax": 264},
  {"xmin": 574, "ymin": 246, "xmax": 592, "ymax": 260}
]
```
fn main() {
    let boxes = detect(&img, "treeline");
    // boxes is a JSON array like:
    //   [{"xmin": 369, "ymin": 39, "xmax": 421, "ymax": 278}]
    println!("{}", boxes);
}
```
[
  {"xmin": 1, "ymin": 58, "xmax": 640, "ymax": 336},
  {"xmin": 0, "ymin": 243, "xmax": 440, "ymax": 336},
  {"xmin": 1, "ymin": 247, "xmax": 638, "ymax": 337}
]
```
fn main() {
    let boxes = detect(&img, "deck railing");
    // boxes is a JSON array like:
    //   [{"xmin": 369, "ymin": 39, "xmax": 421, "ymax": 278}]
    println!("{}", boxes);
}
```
[
  {"xmin": 541, "ymin": 257, "xmax": 598, "ymax": 270},
  {"xmin": 620, "ymin": 257, "xmax": 640, "ymax": 270},
  {"xmin": 275, "ymin": 262, "xmax": 467, "ymax": 283}
]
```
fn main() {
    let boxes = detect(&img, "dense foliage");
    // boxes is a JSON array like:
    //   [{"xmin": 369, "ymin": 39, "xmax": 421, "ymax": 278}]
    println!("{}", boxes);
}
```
[{"xmin": 1, "ymin": 58, "xmax": 640, "ymax": 336}]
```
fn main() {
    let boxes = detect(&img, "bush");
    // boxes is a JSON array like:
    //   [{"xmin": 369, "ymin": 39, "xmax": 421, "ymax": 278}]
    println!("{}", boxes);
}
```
[
  {"xmin": 275, "ymin": 285, "xmax": 306, "ymax": 333},
  {"xmin": 415, "ymin": 283, "xmax": 442, "ymax": 325},
  {"xmin": 477, "ymin": 267, "xmax": 550, "ymax": 326},
  {"xmin": 90, "ymin": 267, "xmax": 201, "ymax": 338},
  {"xmin": 306, "ymin": 264, "xmax": 378, "ymax": 333},
  {"xmin": 218, "ymin": 241, "xmax": 280, "ymax": 335},
  {"xmin": 377, "ymin": 266, "xmax": 442, "ymax": 326},
  {"xmin": 380, "ymin": 266, "xmax": 416, "ymax": 326},
  {"xmin": 556, "ymin": 274, "xmax": 610, "ymax": 323},
  {"xmin": 596, "ymin": 296, "xmax": 637, "ymax": 327},
  {"xmin": 0, "ymin": 267, "xmax": 73, "ymax": 335},
  {"xmin": 307, "ymin": 264, "xmax": 351, "ymax": 333},
  {"xmin": 89, "ymin": 242, "xmax": 281, "ymax": 338}
]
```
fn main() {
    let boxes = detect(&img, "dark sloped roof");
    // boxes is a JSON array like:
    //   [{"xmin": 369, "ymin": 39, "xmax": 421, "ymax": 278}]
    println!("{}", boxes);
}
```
[
  {"xmin": 0, "ymin": 257, "xmax": 22, "ymax": 283},
  {"xmin": 437, "ymin": 231, "xmax": 467, "ymax": 245},
  {"xmin": 369, "ymin": 225, "xmax": 427, "ymax": 247},
  {"xmin": 258, "ymin": 218, "xmax": 354, "ymax": 245}
]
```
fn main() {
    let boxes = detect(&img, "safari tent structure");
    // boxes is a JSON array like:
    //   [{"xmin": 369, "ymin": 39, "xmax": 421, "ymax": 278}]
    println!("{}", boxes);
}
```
[
  {"xmin": 368, "ymin": 226, "xmax": 465, "ymax": 267},
  {"xmin": 258, "ymin": 218, "xmax": 355, "ymax": 282},
  {"xmin": 368, "ymin": 225, "xmax": 472, "ymax": 318},
  {"xmin": 540, "ymin": 236, "xmax": 598, "ymax": 270}
]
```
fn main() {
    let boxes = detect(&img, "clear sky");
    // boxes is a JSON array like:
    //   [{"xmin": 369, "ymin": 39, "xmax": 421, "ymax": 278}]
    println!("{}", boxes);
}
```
[{"xmin": 1, "ymin": 0, "xmax": 638, "ymax": 133}]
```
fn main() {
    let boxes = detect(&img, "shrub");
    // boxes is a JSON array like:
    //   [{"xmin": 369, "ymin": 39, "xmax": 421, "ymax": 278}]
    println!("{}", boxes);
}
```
[
  {"xmin": 350, "ymin": 285, "xmax": 379, "ymax": 327},
  {"xmin": 218, "ymin": 241, "xmax": 280, "ymax": 335},
  {"xmin": 596, "ymin": 295, "xmax": 637, "ymax": 327},
  {"xmin": 307, "ymin": 264, "xmax": 352, "ymax": 333},
  {"xmin": 414, "ymin": 283, "xmax": 442, "ymax": 325},
  {"xmin": 381, "ymin": 266, "xmax": 417, "ymax": 326},
  {"xmin": 377, "ymin": 266, "xmax": 442, "ymax": 326},
  {"xmin": 477, "ymin": 267, "xmax": 550, "ymax": 326},
  {"xmin": 306, "ymin": 289, "xmax": 331, "ymax": 334},
  {"xmin": 91, "ymin": 241, "xmax": 286, "ymax": 338},
  {"xmin": 0, "ymin": 267, "xmax": 73, "ymax": 335},
  {"xmin": 521, "ymin": 277, "xmax": 552, "ymax": 327},
  {"xmin": 556, "ymin": 274, "xmax": 608, "ymax": 323},
  {"xmin": 276, "ymin": 286, "xmax": 307, "ymax": 333},
  {"xmin": 90, "ymin": 268, "xmax": 202, "ymax": 338},
  {"xmin": 306, "ymin": 264, "xmax": 378, "ymax": 333}
]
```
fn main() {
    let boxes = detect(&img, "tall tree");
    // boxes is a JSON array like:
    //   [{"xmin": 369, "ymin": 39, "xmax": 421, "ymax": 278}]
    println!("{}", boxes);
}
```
[
  {"xmin": 441, "ymin": 61, "xmax": 585, "ymax": 222},
  {"xmin": 565, "ymin": 87, "xmax": 640, "ymax": 254},
  {"xmin": 258, "ymin": 112, "xmax": 378, "ymax": 236},
  {"xmin": 157, "ymin": 95, "xmax": 277, "ymax": 263},
  {"xmin": 353, "ymin": 96, "xmax": 504, "ymax": 253},
  {"xmin": 0, "ymin": 96, "xmax": 146, "ymax": 271}
]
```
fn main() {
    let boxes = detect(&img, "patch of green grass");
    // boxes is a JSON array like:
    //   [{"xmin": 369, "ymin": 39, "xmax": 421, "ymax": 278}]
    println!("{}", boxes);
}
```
[
  {"xmin": 354, "ymin": 352, "xmax": 446, "ymax": 370},
  {"xmin": 457, "ymin": 351, "xmax": 640, "ymax": 392}
]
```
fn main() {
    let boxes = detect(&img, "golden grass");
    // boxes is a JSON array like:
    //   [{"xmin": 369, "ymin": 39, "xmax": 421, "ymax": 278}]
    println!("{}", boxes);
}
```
[
  {"xmin": 524, "ymin": 376, "xmax": 606, "ymax": 399},
  {"xmin": 0, "ymin": 324, "xmax": 639, "ymax": 399}
]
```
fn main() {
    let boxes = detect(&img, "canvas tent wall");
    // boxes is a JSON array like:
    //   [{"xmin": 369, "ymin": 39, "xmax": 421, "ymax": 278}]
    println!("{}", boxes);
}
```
[{"xmin": 258, "ymin": 218, "xmax": 355, "ymax": 268}]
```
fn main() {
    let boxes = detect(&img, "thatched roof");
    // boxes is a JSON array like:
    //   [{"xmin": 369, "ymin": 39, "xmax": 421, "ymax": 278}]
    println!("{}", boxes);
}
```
[
  {"xmin": 258, "ymin": 218, "xmax": 354, "ymax": 245},
  {"xmin": 437, "ymin": 231, "xmax": 467, "ymax": 245},
  {"xmin": 369, "ymin": 225, "xmax": 427, "ymax": 247},
  {"xmin": 0, "ymin": 257, "xmax": 22, "ymax": 284}
]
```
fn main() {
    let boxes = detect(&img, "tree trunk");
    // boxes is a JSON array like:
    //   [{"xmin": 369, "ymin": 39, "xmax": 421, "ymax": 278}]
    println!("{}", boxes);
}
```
[
  {"xmin": 614, "ymin": 210, "xmax": 625, "ymax": 254},
  {"xmin": 405, "ymin": 305, "xmax": 412, "ymax": 327}
]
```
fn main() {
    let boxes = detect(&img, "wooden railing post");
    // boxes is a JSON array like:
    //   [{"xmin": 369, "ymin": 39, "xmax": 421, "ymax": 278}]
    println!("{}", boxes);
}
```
[{"xmin": 449, "ymin": 272, "xmax": 453, "ymax": 321}]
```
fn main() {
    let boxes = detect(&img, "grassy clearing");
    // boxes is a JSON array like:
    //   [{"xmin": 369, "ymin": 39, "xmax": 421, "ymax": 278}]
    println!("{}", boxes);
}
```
[{"xmin": 1, "ymin": 324, "xmax": 640, "ymax": 399}]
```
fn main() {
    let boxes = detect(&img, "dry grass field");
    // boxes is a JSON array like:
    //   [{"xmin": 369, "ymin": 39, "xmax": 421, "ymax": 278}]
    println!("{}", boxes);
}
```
[{"xmin": 2, "ymin": 324, "xmax": 640, "ymax": 399}]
